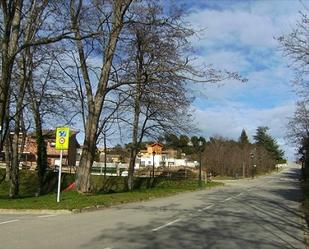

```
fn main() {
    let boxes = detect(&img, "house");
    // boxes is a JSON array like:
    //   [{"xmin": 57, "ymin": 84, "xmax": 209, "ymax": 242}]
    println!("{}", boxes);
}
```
[
  {"xmin": 136, "ymin": 143, "xmax": 198, "ymax": 169},
  {"xmin": 97, "ymin": 147, "xmax": 123, "ymax": 163},
  {"xmin": 76, "ymin": 147, "xmax": 129, "ymax": 174},
  {"xmin": 23, "ymin": 129, "xmax": 79, "ymax": 169}
]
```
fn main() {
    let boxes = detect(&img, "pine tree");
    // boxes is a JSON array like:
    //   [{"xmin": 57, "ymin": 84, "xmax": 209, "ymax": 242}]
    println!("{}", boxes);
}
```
[
  {"xmin": 239, "ymin": 129, "xmax": 249, "ymax": 148},
  {"xmin": 254, "ymin": 127, "xmax": 284, "ymax": 161}
]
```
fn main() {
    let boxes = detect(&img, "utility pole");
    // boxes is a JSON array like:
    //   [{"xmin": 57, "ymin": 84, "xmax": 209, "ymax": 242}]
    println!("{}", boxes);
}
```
[
  {"xmin": 152, "ymin": 151, "xmax": 156, "ymax": 178},
  {"xmin": 250, "ymin": 149, "xmax": 256, "ymax": 179},
  {"xmin": 304, "ymin": 148, "xmax": 307, "ymax": 182},
  {"xmin": 198, "ymin": 140, "xmax": 203, "ymax": 187}
]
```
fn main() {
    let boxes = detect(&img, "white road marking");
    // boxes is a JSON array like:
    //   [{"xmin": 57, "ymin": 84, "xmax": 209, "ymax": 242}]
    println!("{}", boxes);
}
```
[
  {"xmin": 152, "ymin": 219, "xmax": 182, "ymax": 232},
  {"xmin": 223, "ymin": 197, "xmax": 233, "ymax": 202},
  {"xmin": 37, "ymin": 214, "xmax": 58, "ymax": 218},
  {"xmin": 198, "ymin": 203, "xmax": 214, "ymax": 212},
  {"xmin": 203, "ymin": 204, "xmax": 214, "ymax": 210},
  {"xmin": 235, "ymin": 193, "xmax": 243, "ymax": 197},
  {"xmin": 0, "ymin": 219, "xmax": 19, "ymax": 225}
]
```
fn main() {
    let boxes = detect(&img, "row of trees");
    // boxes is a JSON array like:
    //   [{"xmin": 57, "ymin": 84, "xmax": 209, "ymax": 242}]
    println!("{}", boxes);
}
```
[
  {"xmin": 164, "ymin": 134, "xmax": 206, "ymax": 156},
  {"xmin": 278, "ymin": 11, "xmax": 309, "ymax": 179},
  {"xmin": 135, "ymin": 128, "xmax": 284, "ymax": 177},
  {"xmin": 202, "ymin": 128, "xmax": 284, "ymax": 177},
  {"xmin": 0, "ymin": 1, "xmax": 245, "ymax": 197}
]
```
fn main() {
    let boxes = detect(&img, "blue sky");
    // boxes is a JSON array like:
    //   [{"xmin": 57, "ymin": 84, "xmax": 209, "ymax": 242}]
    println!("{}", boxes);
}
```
[
  {"xmin": 70, "ymin": 0, "xmax": 303, "ymax": 160},
  {"xmin": 182, "ymin": 0, "xmax": 305, "ymax": 160}
]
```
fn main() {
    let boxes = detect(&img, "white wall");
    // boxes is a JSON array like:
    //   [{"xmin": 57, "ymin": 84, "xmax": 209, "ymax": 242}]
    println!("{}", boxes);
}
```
[{"xmin": 138, "ymin": 155, "xmax": 197, "ymax": 168}]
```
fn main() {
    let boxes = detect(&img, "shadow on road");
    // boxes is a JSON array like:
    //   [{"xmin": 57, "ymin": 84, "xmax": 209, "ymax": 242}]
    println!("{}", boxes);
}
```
[{"xmin": 80, "ymin": 167, "xmax": 305, "ymax": 249}]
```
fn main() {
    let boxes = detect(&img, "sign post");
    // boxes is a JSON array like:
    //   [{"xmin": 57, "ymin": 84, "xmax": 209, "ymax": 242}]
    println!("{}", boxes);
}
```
[{"xmin": 55, "ymin": 127, "xmax": 70, "ymax": 203}]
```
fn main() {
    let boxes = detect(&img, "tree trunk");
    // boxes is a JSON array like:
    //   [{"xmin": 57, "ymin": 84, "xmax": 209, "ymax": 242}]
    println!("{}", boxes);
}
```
[
  {"xmin": 25, "ymin": 48, "xmax": 48, "ymax": 195},
  {"xmin": 35, "ymin": 116, "xmax": 47, "ymax": 195},
  {"xmin": 0, "ymin": 0, "xmax": 22, "ymax": 151},
  {"xmin": 103, "ymin": 132, "xmax": 107, "ymax": 177},
  {"xmin": 0, "ymin": 65, "xmax": 11, "ymax": 152},
  {"xmin": 126, "ymin": 31, "xmax": 144, "ymax": 190},
  {"xmin": 71, "ymin": 0, "xmax": 132, "ymax": 193},
  {"xmin": 4, "ymin": 137, "xmax": 11, "ymax": 182},
  {"xmin": 75, "ymin": 116, "xmax": 97, "ymax": 193},
  {"xmin": 9, "ymin": 77, "xmax": 27, "ymax": 198},
  {"xmin": 10, "ymin": 130, "xmax": 20, "ymax": 198},
  {"xmin": 127, "ymin": 149, "xmax": 138, "ymax": 190},
  {"xmin": 4, "ymin": 111, "xmax": 11, "ymax": 182}
]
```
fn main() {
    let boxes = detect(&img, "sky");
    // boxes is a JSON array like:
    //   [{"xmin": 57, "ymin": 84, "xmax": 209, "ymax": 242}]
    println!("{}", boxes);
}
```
[
  {"xmin": 180, "ymin": 0, "xmax": 305, "ymax": 160},
  {"xmin": 70, "ymin": 0, "xmax": 303, "ymax": 161}
]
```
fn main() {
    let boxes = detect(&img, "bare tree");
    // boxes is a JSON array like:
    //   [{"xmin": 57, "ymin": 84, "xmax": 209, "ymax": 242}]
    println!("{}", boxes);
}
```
[
  {"xmin": 286, "ymin": 101, "xmax": 309, "ymax": 174},
  {"xmin": 0, "ymin": 1, "xmax": 89, "ymax": 197},
  {"xmin": 118, "ymin": 2, "xmax": 246, "ymax": 190},
  {"xmin": 278, "ymin": 10, "xmax": 309, "ymax": 178},
  {"xmin": 26, "ymin": 43, "xmax": 79, "ymax": 195},
  {"xmin": 287, "ymin": 101, "xmax": 309, "ymax": 145},
  {"xmin": 69, "ymin": 0, "xmax": 132, "ymax": 192},
  {"xmin": 0, "ymin": 1, "xmax": 73, "ymax": 151},
  {"xmin": 278, "ymin": 11, "xmax": 309, "ymax": 100},
  {"xmin": 203, "ymin": 136, "xmax": 275, "ymax": 177}
]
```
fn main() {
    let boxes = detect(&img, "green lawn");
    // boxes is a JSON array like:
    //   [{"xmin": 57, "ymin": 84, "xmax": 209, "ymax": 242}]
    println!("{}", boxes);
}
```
[{"xmin": 0, "ymin": 170, "xmax": 222, "ymax": 210}]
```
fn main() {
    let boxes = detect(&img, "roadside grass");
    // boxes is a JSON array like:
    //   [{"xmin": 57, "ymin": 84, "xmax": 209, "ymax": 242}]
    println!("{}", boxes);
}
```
[
  {"xmin": 0, "ymin": 170, "xmax": 222, "ymax": 210},
  {"xmin": 0, "ymin": 169, "xmax": 39, "ymax": 197}
]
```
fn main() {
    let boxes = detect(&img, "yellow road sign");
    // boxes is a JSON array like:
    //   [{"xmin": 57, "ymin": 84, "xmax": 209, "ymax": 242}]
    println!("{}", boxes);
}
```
[{"xmin": 55, "ymin": 127, "xmax": 70, "ymax": 150}]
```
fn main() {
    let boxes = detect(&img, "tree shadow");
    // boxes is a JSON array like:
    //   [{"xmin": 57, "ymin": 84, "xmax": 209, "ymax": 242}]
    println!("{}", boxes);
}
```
[{"xmin": 78, "ymin": 178, "xmax": 305, "ymax": 249}]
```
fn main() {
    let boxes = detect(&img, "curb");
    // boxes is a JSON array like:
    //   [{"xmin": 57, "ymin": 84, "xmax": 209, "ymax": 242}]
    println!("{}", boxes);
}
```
[
  {"xmin": 71, "ymin": 205, "xmax": 111, "ymax": 214},
  {"xmin": 0, "ymin": 209, "xmax": 72, "ymax": 215}
]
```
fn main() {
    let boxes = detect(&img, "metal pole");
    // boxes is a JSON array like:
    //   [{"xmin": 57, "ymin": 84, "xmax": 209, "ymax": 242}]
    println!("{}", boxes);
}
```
[
  {"xmin": 304, "ymin": 149, "xmax": 307, "ymax": 182},
  {"xmin": 199, "ymin": 149, "xmax": 202, "ymax": 187},
  {"xmin": 0, "ymin": 125, "xmax": 2, "ymax": 153},
  {"xmin": 152, "ymin": 152, "xmax": 155, "ymax": 179},
  {"xmin": 0, "ymin": 125, "xmax": 3, "ymax": 161},
  {"xmin": 250, "ymin": 152, "xmax": 254, "ymax": 179},
  {"xmin": 57, "ymin": 150, "xmax": 63, "ymax": 203}
]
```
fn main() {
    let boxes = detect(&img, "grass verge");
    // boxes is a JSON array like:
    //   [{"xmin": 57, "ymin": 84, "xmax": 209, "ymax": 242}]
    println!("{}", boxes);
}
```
[{"xmin": 0, "ymin": 178, "xmax": 222, "ymax": 210}]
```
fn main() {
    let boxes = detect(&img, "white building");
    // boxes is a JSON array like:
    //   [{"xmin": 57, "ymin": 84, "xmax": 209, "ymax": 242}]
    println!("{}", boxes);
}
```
[{"xmin": 135, "ymin": 143, "xmax": 198, "ymax": 169}]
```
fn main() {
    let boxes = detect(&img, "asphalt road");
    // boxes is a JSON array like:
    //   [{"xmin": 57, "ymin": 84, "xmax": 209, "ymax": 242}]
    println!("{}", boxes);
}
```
[{"xmin": 0, "ymin": 164, "xmax": 306, "ymax": 249}]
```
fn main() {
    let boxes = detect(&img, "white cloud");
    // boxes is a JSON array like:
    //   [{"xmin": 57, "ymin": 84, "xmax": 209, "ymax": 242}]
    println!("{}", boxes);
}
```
[
  {"xmin": 187, "ymin": 1, "xmax": 301, "ymax": 49},
  {"xmin": 194, "ymin": 50, "xmax": 250, "ymax": 72},
  {"xmin": 186, "ymin": 1, "xmax": 302, "ymax": 161},
  {"xmin": 194, "ymin": 100, "xmax": 297, "ymax": 159}
]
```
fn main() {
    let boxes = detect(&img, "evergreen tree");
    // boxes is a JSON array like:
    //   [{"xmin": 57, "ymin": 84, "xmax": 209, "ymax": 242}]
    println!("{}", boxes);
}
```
[
  {"xmin": 179, "ymin": 135, "xmax": 190, "ymax": 149},
  {"xmin": 239, "ymin": 129, "xmax": 250, "ymax": 148},
  {"xmin": 191, "ymin": 136, "xmax": 200, "ymax": 148},
  {"xmin": 253, "ymin": 126, "xmax": 285, "ymax": 161},
  {"xmin": 164, "ymin": 133, "xmax": 179, "ymax": 148}
]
